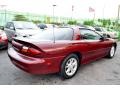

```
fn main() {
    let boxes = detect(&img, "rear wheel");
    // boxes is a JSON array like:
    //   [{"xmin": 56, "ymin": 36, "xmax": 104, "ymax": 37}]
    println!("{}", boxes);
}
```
[
  {"xmin": 60, "ymin": 54, "xmax": 79, "ymax": 79},
  {"xmin": 107, "ymin": 45, "xmax": 116, "ymax": 58}
]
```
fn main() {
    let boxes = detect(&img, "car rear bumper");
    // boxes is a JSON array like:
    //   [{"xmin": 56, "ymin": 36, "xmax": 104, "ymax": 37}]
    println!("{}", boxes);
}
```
[{"xmin": 8, "ymin": 48, "xmax": 65, "ymax": 74}]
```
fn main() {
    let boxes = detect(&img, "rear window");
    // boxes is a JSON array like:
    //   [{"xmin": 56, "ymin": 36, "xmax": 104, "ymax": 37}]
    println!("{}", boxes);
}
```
[{"xmin": 31, "ymin": 28, "xmax": 73, "ymax": 40}]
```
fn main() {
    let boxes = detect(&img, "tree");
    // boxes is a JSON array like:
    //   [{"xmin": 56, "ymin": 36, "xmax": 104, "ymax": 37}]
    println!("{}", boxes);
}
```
[
  {"xmin": 32, "ymin": 20, "xmax": 41, "ymax": 24},
  {"xmin": 67, "ymin": 20, "xmax": 77, "ymax": 25},
  {"xmin": 13, "ymin": 15, "xmax": 28, "ymax": 21},
  {"xmin": 97, "ymin": 19, "xmax": 111, "ymax": 27},
  {"xmin": 83, "ymin": 20, "xmax": 94, "ymax": 26}
]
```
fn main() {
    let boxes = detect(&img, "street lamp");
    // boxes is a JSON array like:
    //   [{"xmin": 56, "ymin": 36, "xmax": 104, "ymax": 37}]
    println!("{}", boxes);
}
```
[
  {"xmin": 52, "ymin": 4, "xmax": 56, "ymax": 43},
  {"xmin": 0, "ymin": 5, "xmax": 7, "ymax": 24},
  {"xmin": 71, "ymin": 5, "xmax": 74, "ymax": 20},
  {"xmin": 52, "ymin": 4, "xmax": 56, "ymax": 23}
]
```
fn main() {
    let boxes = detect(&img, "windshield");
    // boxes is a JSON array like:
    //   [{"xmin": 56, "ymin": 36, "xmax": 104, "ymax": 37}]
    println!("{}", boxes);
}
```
[
  {"xmin": 14, "ymin": 21, "xmax": 39, "ymax": 30},
  {"xmin": 31, "ymin": 28, "xmax": 73, "ymax": 40}
]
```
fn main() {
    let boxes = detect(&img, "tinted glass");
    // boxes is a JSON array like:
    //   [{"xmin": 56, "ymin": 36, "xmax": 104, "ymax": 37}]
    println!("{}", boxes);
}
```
[
  {"xmin": 32, "ymin": 28, "xmax": 73, "ymax": 40},
  {"xmin": 80, "ymin": 29, "xmax": 101, "ymax": 40}
]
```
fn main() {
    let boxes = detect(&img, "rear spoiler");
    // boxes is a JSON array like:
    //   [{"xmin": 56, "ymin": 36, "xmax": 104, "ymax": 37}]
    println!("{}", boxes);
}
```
[{"xmin": 13, "ymin": 38, "xmax": 44, "ymax": 53}]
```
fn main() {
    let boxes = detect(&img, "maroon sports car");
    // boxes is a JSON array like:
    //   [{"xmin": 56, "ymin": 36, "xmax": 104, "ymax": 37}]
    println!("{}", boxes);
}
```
[{"xmin": 8, "ymin": 27, "xmax": 117, "ymax": 79}]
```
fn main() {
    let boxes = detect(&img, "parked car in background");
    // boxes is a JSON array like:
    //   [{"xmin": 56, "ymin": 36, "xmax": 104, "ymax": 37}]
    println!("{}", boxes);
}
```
[
  {"xmin": 86, "ymin": 26, "xmax": 96, "ymax": 30},
  {"xmin": 46, "ymin": 24, "xmax": 59, "ymax": 29},
  {"xmin": 37, "ymin": 23, "xmax": 47, "ymax": 29},
  {"xmin": 0, "ymin": 29, "xmax": 8, "ymax": 49},
  {"xmin": 107, "ymin": 28, "xmax": 119, "ymax": 38},
  {"xmin": 8, "ymin": 27, "xmax": 117, "ymax": 79},
  {"xmin": 94, "ymin": 27, "xmax": 118, "ymax": 39},
  {"xmin": 4, "ymin": 21, "xmax": 42, "ymax": 41},
  {"xmin": 0, "ymin": 26, "xmax": 4, "ymax": 30},
  {"xmin": 37, "ymin": 23, "xmax": 59, "ymax": 30}
]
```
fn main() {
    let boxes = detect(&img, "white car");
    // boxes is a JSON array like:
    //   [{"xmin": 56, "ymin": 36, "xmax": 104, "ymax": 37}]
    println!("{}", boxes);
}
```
[{"xmin": 94, "ymin": 27, "xmax": 118, "ymax": 38}]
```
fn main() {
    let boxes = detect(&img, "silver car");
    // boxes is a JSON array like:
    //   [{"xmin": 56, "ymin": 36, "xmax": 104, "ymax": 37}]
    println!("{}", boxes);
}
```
[{"xmin": 4, "ymin": 21, "xmax": 42, "ymax": 41}]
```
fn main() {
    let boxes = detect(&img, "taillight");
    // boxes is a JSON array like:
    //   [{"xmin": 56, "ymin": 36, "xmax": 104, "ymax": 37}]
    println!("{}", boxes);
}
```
[
  {"xmin": 21, "ymin": 46, "xmax": 41, "ymax": 57},
  {"xmin": 28, "ymin": 48, "xmax": 41, "ymax": 55},
  {"xmin": 1, "ymin": 32, "xmax": 7, "ymax": 40},
  {"xmin": 21, "ymin": 46, "xmax": 29, "ymax": 53}
]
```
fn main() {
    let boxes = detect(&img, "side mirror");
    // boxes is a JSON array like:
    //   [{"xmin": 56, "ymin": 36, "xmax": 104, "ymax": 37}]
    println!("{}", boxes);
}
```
[
  {"xmin": 102, "ymin": 34, "xmax": 108, "ymax": 38},
  {"xmin": 100, "ymin": 35, "xmax": 108, "ymax": 41},
  {"xmin": 99, "ymin": 37, "xmax": 105, "ymax": 41}
]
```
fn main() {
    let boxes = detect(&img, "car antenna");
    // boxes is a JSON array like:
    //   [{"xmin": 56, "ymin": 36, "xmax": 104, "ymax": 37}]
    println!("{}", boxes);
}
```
[{"xmin": 53, "ymin": 25, "xmax": 55, "ymax": 43}]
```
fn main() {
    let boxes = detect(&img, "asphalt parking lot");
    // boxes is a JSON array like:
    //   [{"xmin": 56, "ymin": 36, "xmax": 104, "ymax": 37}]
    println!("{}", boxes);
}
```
[{"xmin": 0, "ymin": 42, "xmax": 120, "ymax": 85}]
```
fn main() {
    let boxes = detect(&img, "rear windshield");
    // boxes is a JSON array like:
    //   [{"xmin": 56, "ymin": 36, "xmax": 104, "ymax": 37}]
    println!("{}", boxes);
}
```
[
  {"xmin": 14, "ymin": 21, "xmax": 39, "ymax": 30},
  {"xmin": 31, "ymin": 28, "xmax": 73, "ymax": 40}
]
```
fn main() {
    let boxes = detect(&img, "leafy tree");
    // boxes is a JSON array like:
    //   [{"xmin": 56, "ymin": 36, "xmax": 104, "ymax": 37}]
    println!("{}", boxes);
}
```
[
  {"xmin": 83, "ymin": 20, "xmax": 94, "ymax": 26},
  {"xmin": 97, "ymin": 19, "xmax": 111, "ymax": 27},
  {"xmin": 13, "ymin": 15, "xmax": 28, "ymax": 21},
  {"xmin": 32, "ymin": 20, "xmax": 41, "ymax": 24},
  {"xmin": 67, "ymin": 20, "xmax": 77, "ymax": 25}
]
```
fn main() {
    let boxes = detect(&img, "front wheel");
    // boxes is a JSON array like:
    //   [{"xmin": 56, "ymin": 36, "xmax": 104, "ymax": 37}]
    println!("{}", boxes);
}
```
[{"xmin": 60, "ymin": 54, "xmax": 79, "ymax": 79}]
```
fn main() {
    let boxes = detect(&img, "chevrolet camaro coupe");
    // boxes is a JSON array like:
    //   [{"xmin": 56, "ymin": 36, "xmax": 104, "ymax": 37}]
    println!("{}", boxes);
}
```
[{"xmin": 8, "ymin": 27, "xmax": 117, "ymax": 79}]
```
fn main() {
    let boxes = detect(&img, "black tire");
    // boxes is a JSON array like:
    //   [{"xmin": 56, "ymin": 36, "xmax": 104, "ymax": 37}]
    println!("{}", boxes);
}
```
[
  {"xmin": 60, "ymin": 54, "xmax": 80, "ymax": 79},
  {"xmin": 107, "ymin": 45, "xmax": 116, "ymax": 58},
  {"xmin": 3, "ymin": 46, "xmax": 8, "ymax": 50}
]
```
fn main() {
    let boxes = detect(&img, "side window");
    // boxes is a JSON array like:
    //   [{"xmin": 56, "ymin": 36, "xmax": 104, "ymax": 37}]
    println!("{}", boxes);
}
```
[
  {"xmin": 80, "ymin": 29, "xmax": 101, "ymax": 40},
  {"xmin": 55, "ymin": 28, "xmax": 73, "ymax": 40}
]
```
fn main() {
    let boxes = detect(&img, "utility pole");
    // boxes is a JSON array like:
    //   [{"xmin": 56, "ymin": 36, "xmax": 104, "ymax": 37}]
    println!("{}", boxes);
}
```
[{"xmin": 53, "ymin": 5, "xmax": 56, "ymax": 23}]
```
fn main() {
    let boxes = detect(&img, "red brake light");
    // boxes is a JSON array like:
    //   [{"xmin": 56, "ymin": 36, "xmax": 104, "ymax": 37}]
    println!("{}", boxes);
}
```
[
  {"xmin": 21, "ymin": 46, "xmax": 41, "ymax": 57},
  {"xmin": 28, "ymin": 48, "xmax": 41, "ymax": 55}
]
